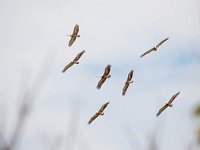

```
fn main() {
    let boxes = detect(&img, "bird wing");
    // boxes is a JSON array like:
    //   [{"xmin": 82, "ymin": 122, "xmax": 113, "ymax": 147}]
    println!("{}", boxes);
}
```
[
  {"xmin": 96, "ymin": 77, "xmax": 106, "ymax": 89},
  {"xmin": 155, "ymin": 38, "xmax": 169, "ymax": 48},
  {"xmin": 88, "ymin": 113, "xmax": 99, "ymax": 125},
  {"xmin": 73, "ymin": 50, "xmax": 86, "ymax": 61},
  {"xmin": 62, "ymin": 62, "xmax": 74, "ymax": 73},
  {"xmin": 102, "ymin": 64, "xmax": 111, "ymax": 77},
  {"xmin": 68, "ymin": 36, "xmax": 76, "ymax": 47},
  {"xmin": 140, "ymin": 48, "xmax": 155, "ymax": 57},
  {"xmin": 122, "ymin": 83, "xmax": 130, "ymax": 96},
  {"xmin": 127, "ymin": 70, "xmax": 133, "ymax": 81},
  {"xmin": 168, "ymin": 91, "xmax": 180, "ymax": 104},
  {"xmin": 72, "ymin": 24, "xmax": 79, "ymax": 35},
  {"xmin": 99, "ymin": 102, "xmax": 109, "ymax": 113},
  {"xmin": 156, "ymin": 104, "xmax": 168, "ymax": 117}
]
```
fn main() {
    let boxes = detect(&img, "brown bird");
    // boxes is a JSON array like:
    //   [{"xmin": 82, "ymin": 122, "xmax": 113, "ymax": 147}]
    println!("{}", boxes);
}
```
[
  {"xmin": 122, "ymin": 70, "xmax": 134, "ymax": 96},
  {"xmin": 140, "ymin": 38, "xmax": 169, "ymax": 57},
  {"xmin": 156, "ymin": 91, "xmax": 180, "ymax": 117},
  {"xmin": 67, "ymin": 24, "xmax": 80, "ymax": 47},
  {"xmin": 96, "ymin": 64, "xmax": 111, "ymax": 89},
  {"xmin": 88, "ymin": 102, "xmax": 109, "ymax": 125},
  {"xmin": 62, "ymin": 50, "xmax": 85, "ymax": 73}
]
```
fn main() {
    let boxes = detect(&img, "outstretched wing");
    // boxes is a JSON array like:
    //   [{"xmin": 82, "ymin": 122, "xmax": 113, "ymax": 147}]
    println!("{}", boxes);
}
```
[
  {"xmin": 88, "ymin": 113, "xmax": 99, "ymax": 125},
  {"xmin": 72, "ymin": 24, "xmax": 79, "ymax": 35},
  {"xmin": 140, "ymin": 47, "xmax": 156, "ymax": 57},
  {"xmin": 156, "ymin": 104, "xmax": 168, "ymax": 117},
  {"xmin": 96, "ymin": 77, "xmax": 106, "ymax": 89},
  {"xmin": 102, "ymin": 64, "xmax": 111, "ymax": 77},
  {"xmin": 122, "ymin": 83, "xmax": 129, "ymax": 96},
  {"xmin": 99, "ymin": 102, "xmax": 109, "ymax": 113},
  {"xmin": 62, "ymin": 62, "xmax": 74, "ymax": 73},
  {"xmin": 127, "ymin": 70, "xmax": 133, "ymax": 81},
  {"xmin": 68, "ymin": 37, "xmax": 76, "ymax": 47},
  {"xmin": 73, "ymin": 50, "xmax": 86, "ymax": 61},
  {"xmin": 168, "ymin": 91, "xmax": 180, "ymax": 104},
  {"xmin": 155, "ymin": 38, "xmax": 169, "ymax": 48}
]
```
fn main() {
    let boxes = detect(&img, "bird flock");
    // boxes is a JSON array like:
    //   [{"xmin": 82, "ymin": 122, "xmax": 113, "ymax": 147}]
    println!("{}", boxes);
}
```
[{"xmin": 63, "ymin": 24, "xmax": 180, "ymax": 125}]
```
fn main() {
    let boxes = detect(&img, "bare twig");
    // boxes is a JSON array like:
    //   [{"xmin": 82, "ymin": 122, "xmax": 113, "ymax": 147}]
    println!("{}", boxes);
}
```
[
  {"xmin": 6, "ymin": 51, "xmax": 56, "ymax": 150},
  {"xmin": 65, "ymin": 100, "xmax": 81, "ymax": 150}
]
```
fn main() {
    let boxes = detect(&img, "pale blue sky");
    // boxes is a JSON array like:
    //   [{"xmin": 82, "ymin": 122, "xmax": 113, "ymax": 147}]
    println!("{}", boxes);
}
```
[{"xmin": 0, "ymin": 0, "xmax": 200, "ymax": 150}]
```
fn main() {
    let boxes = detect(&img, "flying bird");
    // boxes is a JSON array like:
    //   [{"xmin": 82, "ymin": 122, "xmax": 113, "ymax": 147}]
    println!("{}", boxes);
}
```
[
  {"xmin": 156, "ymin": 91, "xmax": 180, "ymax": 117},
  {"xmin": 88, "ymin": 102, "xmax": 109, "ymax": 125},
  {"xmin": 67, "ymin": 24, "xmax": 80, "ymax": 47},
  {"xmin": 140, "ymin": 38, "xmax": 169, "ymax": 57},
  {"xmin": 62, "ymin": 50, "xmax": 85, "ymax": 73},
  {"xmin": 96, "ymin": 64, "xmax": 111, "ymax": 89},
  {"xmin": 122, "ymin": 70, "xmax": 134, "ymax": 96}
]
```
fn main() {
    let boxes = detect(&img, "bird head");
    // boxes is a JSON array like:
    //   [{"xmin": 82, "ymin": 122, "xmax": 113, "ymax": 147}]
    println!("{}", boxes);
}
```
[
  {"xmin": 100, "ymin": 112, "xmax": 104, "ymax": 115},
  {"xmin": 107, "ymin": 75, "xmax": 111, "ymax": 78}
]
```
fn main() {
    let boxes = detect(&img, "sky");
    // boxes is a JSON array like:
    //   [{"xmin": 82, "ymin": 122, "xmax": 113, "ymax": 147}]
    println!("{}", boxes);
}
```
[{"xmin": 0, "ymin": 0, "xmax": 200, "ymax": 150}]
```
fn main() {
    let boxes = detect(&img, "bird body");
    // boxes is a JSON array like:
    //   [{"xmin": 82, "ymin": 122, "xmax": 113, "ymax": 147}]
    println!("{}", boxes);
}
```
[
  {"xmin": 156, "ymin": 91, "xmax": 180, "ymax": 117},
  {"xmin": 62, "ymin": 50, "xmax": 85, "ymax": 73},
  {"xmin": 140, "ymin": 38, "xmax": 169, "ymax": 57},
  {"xmin": 96, "ymin": 65, "xmax": 111, "ymax": 89},
  {"xmin": 88, "ymin": 102, "xmax": 109, "ymax": 125},
  {"xmin": 68, "ymin": 24, "xmax": 80, "ymax": 47}
]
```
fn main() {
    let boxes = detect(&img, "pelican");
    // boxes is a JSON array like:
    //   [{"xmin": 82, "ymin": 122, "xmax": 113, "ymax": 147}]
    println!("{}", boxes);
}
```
[
  {"xmin": 96, "ymin": 64, "xmax": 111, "ymax": 89},
  {"xmin": 122, "ymin": 70, "xmax": 134, "ymax": 96},
  {"xmin": 62, "ymin": 50, "xmax": 85, "ymax": 73},
  {"xmin": 156, "ymin": 91, "xmax": 180, "ymax": 117},
  {"xmin": 140, "ymin": 38, "xmax": 169, "ymax": 57},
  {"xmin": 67, "ymin": 24, "xmax": 80, "ymax": 47},
  {"xmin": 88, "ymin": 102, "xmax": 109, "ymax": 125}
]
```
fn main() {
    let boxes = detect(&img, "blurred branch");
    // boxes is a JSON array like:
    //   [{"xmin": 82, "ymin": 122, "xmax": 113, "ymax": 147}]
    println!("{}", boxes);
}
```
[
  {"xmin": 65, "ymin": 100, "xmax": 80, "ymax": 150},
  {"xmin": 49, "ymin": 135, "xmax": 63, "ymax": 150},
  {"xmin": 78, "ymin": 128, "xmax": 92, "ymax": 150},
  {"xmin": 194, "ymin": 105, "xmax": 200, "ymax": 117},
  {"xmin": 122, "ymin": 123, "xmax": 144, "ymax": 150},
  {"xmin": 147, "ymin": 131, "xmax": 159, "ymax": 150},
  {"xmin": 4, "ymin": 51, "xmax": 56, "ymax": 150}
]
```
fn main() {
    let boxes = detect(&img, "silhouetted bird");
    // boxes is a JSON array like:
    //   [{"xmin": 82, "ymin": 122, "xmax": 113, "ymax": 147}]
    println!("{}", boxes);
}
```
[
  {"xmin": 156, "ymin": 91, "xmax": 180, "ymax": 117},
  {"xmin": 96, "ymin": 65, "xmax": 111, "ymax": 89},
  {"xmin": 122, "ymin": 70, "xmax": 134, "ymax": 96},
  {"xmin": 62, "ymin": 50, "xmax": 85, "ymax": 73},
  {"xmin": 67, "ymin": 24, "xmax": 80, "ymax": 47},
  {"xmin": 140, "ymin": 38, "xmax": 169, "ymax": 57},
  {"xmin": 88, "ymin": 102, "xmax": 109, "ymax": 125}
]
